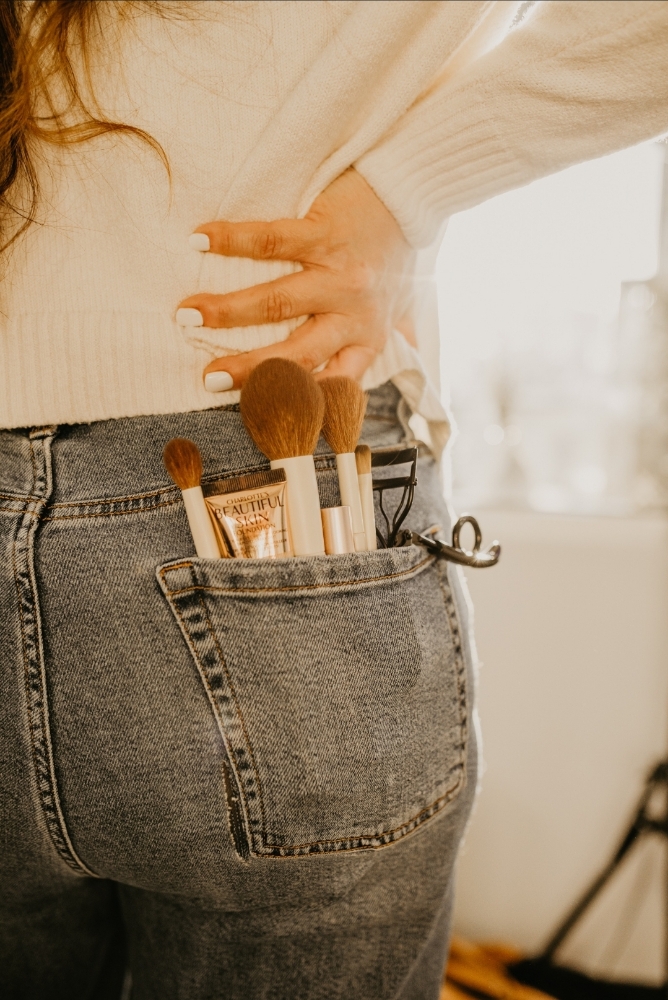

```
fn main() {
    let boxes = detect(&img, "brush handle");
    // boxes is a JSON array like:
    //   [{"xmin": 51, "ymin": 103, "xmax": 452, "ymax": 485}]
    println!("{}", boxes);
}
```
[
  {"xmin": 357, "ymin": 471, "xmax": 377, "ymax": 551},
  {"xmin": 336, "ymin": 452, "xmax": 366, "ymax": 552},
  {"xmin": 181, "ymin": 486, "xmax": 222, "ymax": 559},
  {"xmin": 270, "ymin": 455, "xmax": 325, "ymax": 556}
]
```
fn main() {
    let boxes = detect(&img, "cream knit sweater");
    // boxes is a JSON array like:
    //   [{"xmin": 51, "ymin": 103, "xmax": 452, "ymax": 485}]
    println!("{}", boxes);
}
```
[{"xmin": 2, "ymin": 0, "xmax": 668, "ymax": 442}]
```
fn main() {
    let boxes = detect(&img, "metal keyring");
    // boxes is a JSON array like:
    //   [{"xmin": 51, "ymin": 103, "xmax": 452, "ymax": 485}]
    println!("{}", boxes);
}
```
[
  {"xmin": 452, "ymin": 514, "xmax": 482, "ymax": 555},
  {"xmin": 398, "ymin": 514, "xmax": 501, "ymax": 568}
]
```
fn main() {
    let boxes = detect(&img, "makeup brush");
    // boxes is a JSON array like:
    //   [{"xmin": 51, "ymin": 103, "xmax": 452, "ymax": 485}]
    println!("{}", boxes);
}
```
[
  {"xmin": 355, "ymin": 443, "xmax": 376, "ymax": 551},
  {"xmin": 163, "ymin": 438, "xmax": 222, "ymax": 559},
  {"xmin": 320, "ymin": 377, "xmax": 367, "ymax": 551},
  {"xmin": 240, "ymin": 358, "xmax": 325, "ymax": 556}
]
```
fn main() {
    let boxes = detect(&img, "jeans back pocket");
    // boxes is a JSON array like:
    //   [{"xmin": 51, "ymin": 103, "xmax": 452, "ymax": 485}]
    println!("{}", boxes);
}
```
[{"xmin": 157, "ymin": 546, "xmax": 467, "ymax": 858}]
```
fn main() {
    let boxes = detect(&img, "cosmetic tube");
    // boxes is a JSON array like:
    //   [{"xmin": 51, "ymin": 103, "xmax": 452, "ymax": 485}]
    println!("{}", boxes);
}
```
[
  {"xmin": 181, "ymin": 486, "xmax": 223, "ymax": 558},
  {"xmin": 335, "ymin": 453, "xmax": 366, "ymax": 551},
  {"xmin": 321, "ymin": 506, "xmax": 355, "ymax": 555},
  {"xmin": 269, "ymin": 455, "xmax": 325, "ymax": 556},
  {"xmin": 204, "ymin": 469, "xmax": 290, "ymax": 558}
]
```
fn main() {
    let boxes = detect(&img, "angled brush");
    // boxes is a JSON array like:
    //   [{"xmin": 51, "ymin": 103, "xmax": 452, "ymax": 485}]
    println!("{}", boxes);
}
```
[
  {"xmin": 355, "ymin": 443, "xmax": 376, "ymax": 550},
  {"xmin": 163, "ymin": 438, "xmax": 222, "ymax": 558},
  {"xmin": 321, "ymin": 377, "xmax": 367, "ymax": 551},
  {"xmin": 240, "ymin": 358, "xmax": 325, "ymax": 556}
]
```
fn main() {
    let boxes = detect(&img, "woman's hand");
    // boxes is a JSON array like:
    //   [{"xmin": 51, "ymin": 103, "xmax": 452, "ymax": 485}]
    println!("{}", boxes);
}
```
[{"xmin": 176, "ymin": 168, "xmax": 416, "ymax": 392}]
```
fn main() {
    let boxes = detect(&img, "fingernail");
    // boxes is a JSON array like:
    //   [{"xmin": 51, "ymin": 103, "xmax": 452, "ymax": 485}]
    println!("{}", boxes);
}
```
[
  {"xmin": 189, "ymin": 232, "xmax": 210, "ymax": 252},
  {"xmin": 176, "ymin": 308, "xmax": 204, "ymax": 326},
  {"xmin": 204, "ymin": 371, "xmax": 234, "ymax": 393}
]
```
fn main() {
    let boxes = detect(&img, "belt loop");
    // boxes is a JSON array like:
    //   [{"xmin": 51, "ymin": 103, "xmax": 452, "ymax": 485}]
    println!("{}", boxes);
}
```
[
  {"xmin": 28, "ymin": 424, "xmax": 58, "ymax": 441},
  {"xmin": 27, "ymin": 425, "xmax": 58, "ymax": 505}
]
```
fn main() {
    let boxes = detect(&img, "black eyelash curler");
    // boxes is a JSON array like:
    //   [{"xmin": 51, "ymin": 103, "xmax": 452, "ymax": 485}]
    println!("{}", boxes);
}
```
[
  {"xmin": 371, "ymin": 445, "xmax": 501, "ymax": 568},
  {"xmin": 371, "ymin": 445, "xmax": 419, "ymax": 548}
]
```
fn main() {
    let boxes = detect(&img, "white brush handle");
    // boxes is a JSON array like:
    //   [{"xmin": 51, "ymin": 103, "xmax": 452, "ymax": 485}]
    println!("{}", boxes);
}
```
[
  {"xmin": 357, "ymin": 471, "xmax": 376, "ymax": 551},
  {"xmin": 182, "ymin": 486, "xmax": 221, "ymax": 559},
  {"xmin": 336, "ymin": 452, "xmax": 366, "ymax": 551},
  {"xmin": 270, "ymin": 455, "xmax": 325, "ymax": 556}
]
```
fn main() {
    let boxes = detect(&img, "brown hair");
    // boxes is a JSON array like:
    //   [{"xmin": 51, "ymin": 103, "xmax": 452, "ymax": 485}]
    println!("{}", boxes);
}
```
[{"xmin": 0, "ymin": 1, "xmax": 166, "ymax": 252}]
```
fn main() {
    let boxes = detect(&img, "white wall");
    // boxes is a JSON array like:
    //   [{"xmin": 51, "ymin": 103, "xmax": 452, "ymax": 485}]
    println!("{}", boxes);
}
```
[{"xmin": 453, "ymin": 510, "xmax": 668, "ymax": 985}]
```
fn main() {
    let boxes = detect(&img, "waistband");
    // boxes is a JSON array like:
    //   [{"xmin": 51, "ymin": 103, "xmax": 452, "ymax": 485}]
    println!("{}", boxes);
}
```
[{"xmin": 0, "ymin": 383, "xmax": 405, "ymax": 509}]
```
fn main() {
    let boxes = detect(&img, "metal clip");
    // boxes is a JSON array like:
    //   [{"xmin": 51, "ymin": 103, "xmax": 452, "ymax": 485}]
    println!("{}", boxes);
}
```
[
  {"xmin": 398, "ymin": 514, "xmax": 501, "ymax": 568},
  {"xmin": 371, "ymin": 445, "xmax": 419, "ymax": 548}
]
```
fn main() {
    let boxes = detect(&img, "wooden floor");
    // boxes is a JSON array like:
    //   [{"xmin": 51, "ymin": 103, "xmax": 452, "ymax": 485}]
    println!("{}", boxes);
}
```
[{"xmin": 442, "ymin": 938, "xmax": 554, "ymax": 1000}]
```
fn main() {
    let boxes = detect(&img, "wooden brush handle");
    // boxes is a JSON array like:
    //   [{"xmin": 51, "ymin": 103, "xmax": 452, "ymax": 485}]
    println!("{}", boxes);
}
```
[
  {"xmin": 357, "ymin": 471, "xmax": 376, "ymax": 551},
  {"xmin": 336, "ymin": 452, "xmax": 366, "ymax": 551},
  {"xmin": 270, "ymin": 455, "xmax": 325, "ymax": 556},
  {"xmin": 182, "ymin": 486, "xmax": 222, "ymax": 559}
]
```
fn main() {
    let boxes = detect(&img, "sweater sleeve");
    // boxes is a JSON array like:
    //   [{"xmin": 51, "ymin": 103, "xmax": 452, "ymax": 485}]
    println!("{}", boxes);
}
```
[{"xmin": 355, "ymin": 0, "xmax": 668, "ymax": 248}]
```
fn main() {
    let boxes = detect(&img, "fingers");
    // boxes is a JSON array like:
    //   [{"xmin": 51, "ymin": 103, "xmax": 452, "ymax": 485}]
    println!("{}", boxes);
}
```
[
  {"xmin": 203, "ymin": 316, "xmax": 347, "ymax": 390},
  {"xmin": 178, "ymin": 271, "xmax": 337, "ymax": 329},
  {"xmin": 314, "ymin": 344, "xmax": 376, "ymax": 381},
  {"xmin": 193, "ymin": 218, "xmax": 323, "ymax": 262}
]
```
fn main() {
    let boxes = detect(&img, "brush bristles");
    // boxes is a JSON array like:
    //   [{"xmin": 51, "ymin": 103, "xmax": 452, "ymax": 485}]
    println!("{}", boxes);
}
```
[
  {"xmin": 321, "ymin": 377, "xmax": 367, "ymax": 454},
  {"xmin": 240, "ymin": 358, "xmax": 325, "ymax": 460},
  {"xmin": 163, "ymin": 438, "xmax": 203, "ymax": 491},
  {"xmin": 355, "ymin": 443, "xmax": 371, "ymax": 475}
]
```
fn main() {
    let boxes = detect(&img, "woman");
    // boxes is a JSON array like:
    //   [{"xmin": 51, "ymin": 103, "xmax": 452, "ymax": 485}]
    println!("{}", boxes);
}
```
[{"xmin": 2, "ymin": 3, "xmax": 668, "ymax": 998}]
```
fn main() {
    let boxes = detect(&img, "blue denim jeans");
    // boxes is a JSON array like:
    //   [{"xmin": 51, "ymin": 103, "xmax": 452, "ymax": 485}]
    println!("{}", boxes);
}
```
[{"xmin": 0, "ymin": 384, "xmax": 477, "ymax": 1000}]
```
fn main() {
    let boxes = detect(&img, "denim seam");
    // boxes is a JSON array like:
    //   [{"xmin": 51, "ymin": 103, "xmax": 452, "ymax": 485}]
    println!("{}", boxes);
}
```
[
  {"xmin": 42, "ymin": 498, "xmax": 181, "ymax": 521},
  {"xmin": 196, "ymin": 590, "xmax": 268, "ymax": 834},
  {"xmin": 1, "ymin": 470, "xmax": 267, "ymax": 516},
  {"xmin": 161, "ymin": 555, "xmax": 434, "ymax": 598},
  {"xmin": 12, "ymin": 435, "xmax": 97, "ymax": 878},
  {"xmin": 158, "ymin": 567, "xmax": 254, "ymax": 860},
  {"xmin": 44, "ymin": 466, "xmax": 269, "ymax": 510},
  {"xmin": 39, "ymin": 470, "xmax": 275, "ymax": 519},
  {"xmin": 11, "ymin": 455, "xmax": 353, "ymax": 518},
  {"xmin": 49, "ymin": 487, "xmax": 181, "ymax": 506},
  {"xmin": 258, "ymin": 774, "xmax": 465, "ymax": 852},
  {"xmin": 0, "ymin": 491, "xmax": 40, "ymax": 502},
  {"xmin": 175, "ymin": 583, "xmax": 267, "ymax": 853},
  {"xmin": 159, "ymin": 554, "xmax": 467, "ymax": 858},
  {"xmin": 437, "ymin": 567, "xmax": 468, "ymax": 784},
  {"xmin": 28, "ymin": 434, "xmax": 37, "ymax": 487},
  {"xmin": 10, "ymin": 458, "xmax": 345, "ymax": 515}
]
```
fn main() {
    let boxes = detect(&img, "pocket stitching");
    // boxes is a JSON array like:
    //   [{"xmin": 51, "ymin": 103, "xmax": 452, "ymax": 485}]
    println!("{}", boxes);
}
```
[
  {"xmin": 159, "ymin": 552, "xmax": 434, "ymax": 599},
  {"xmin": 260, "ymin": 773, "xmax": 465, "ymax": 851},
  {"xmin": 260, "ymin": 568, "xmax": 469, "ymax": 853},
  {"xmin": 194, "ymin": 588, "xmax": 269, "ymax": 837},
  {"xmin": 158, "ymin": 552, "xmax": 468, "ymax": 857},
  {"xmin": 437, "ymin": 567, "xmax": 468, "ymax": 787},
  {"xmin": 159, "ymin": 565, "xmax": 255, "ymax": 859}
]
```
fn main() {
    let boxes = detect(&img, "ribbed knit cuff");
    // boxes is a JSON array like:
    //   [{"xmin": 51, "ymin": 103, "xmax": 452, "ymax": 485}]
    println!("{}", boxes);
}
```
[{"xmin": 355, "ymin": 86, "xmax": 534, "ymax": 248}]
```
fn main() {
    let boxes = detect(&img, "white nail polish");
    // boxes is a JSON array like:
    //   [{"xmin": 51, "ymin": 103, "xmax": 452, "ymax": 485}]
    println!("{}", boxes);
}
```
[
  {"xmin": 176, "ymin": 308, "xmax": 204, "ymax": 327},
  {"xmin": 204, "ymin": 371, "xmax": 234, "ymax": 393},
  {"xmin": 189, "ymin": 233, "xmax": 210, "ymax": 252}
]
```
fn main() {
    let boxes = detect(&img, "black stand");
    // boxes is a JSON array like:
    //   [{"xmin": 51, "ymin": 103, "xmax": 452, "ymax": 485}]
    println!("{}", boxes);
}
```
[{"xmin": 511, "ymin": 759, "xmax": 668, "ymax": 999}]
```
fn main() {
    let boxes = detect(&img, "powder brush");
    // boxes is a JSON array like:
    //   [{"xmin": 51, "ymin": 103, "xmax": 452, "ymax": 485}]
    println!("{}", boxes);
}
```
[
  {"xmin": 355, "ymin": 443, "xmax": 376, "ymax": 550},
  {"xmin": 240, "ymin": 358, "xmax": 325, "ymax": 556},
  {"xmin": 320, "ymin": 377, "xmax": 367, "ymax": 551},
  {"xmin": 163, "ymin": 438, "xmax": 222, "ymax": 559}
]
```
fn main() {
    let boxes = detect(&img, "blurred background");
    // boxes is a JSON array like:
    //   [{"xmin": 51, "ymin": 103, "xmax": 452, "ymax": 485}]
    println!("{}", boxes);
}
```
[{"xmin": 437, "ymin": 140, "xmax": 668, "ymax": 984}]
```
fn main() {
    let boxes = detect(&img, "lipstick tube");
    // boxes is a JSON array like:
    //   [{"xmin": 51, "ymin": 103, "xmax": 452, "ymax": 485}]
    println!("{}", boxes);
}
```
[{"xmin": 321, "ymin": 506, "xmax": 355, "ymax": 554}]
